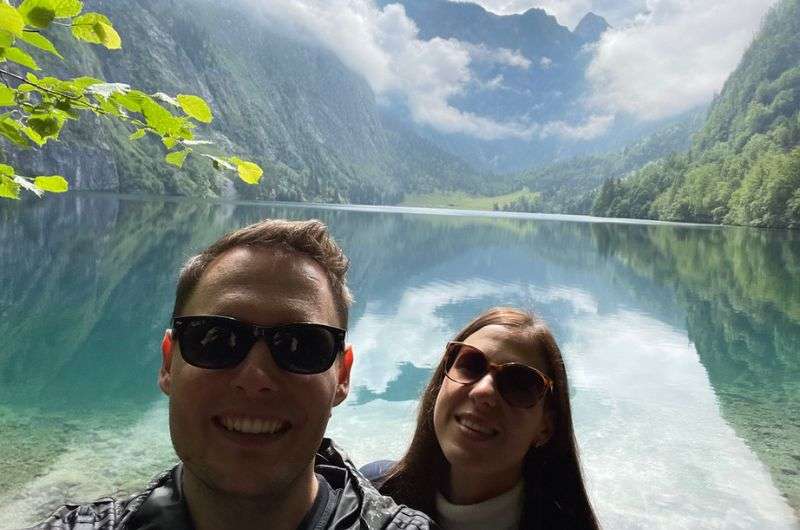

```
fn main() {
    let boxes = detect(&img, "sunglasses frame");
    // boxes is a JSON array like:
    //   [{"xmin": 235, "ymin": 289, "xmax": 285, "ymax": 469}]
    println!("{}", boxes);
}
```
[
  {"xmin": 171, "ymin": 315, "xmax": 346, "ymax": 374},
  {"xmin": 443, "ymin": 341, "xmax": 554, "ymax": 408}
]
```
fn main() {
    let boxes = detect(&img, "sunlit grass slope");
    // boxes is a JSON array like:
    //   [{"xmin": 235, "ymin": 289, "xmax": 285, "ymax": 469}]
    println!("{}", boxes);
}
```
[{"xmin": 400, "ymin": 189, "xmax": 541, "ymax": 211}]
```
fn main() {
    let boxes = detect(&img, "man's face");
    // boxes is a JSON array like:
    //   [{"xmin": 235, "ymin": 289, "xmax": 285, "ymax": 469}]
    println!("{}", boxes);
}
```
[{"xmin": 159, "ymin": 246, "xmax": 351, "ymax": 498}]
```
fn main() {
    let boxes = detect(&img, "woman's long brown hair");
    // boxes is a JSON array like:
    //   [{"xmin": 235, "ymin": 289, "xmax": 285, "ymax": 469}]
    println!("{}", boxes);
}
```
[{"xmin": 378, "ymin": 307, "xmax": 600, "ymax": 529}]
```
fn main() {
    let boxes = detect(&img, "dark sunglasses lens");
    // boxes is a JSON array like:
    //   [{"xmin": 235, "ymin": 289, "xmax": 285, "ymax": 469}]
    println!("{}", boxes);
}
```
[
  {"xmin": 270, "ymin": 325, "xmax": 338, "ymax": 374},
  {"xmin": 178, "ymin": 318, "xmax": 249, "ymax": 369},
  {"xmin": 497, "ymin": 365, "xmax": 546, "ymax": 407},
  {"xmin": 448, "ymin": 345, "xmax": 488, "ymax": 383}
]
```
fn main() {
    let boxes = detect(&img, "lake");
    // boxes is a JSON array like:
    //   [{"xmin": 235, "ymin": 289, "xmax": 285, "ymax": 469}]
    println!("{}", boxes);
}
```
[{"xmin": 1, "ymin": 193, "xmax": 798, "ymax": 529}]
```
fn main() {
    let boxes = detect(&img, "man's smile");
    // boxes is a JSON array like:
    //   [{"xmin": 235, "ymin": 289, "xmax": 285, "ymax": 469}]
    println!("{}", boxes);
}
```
[{"xmin": 215, "ymin": 415, "xmax": 292, "ymax": 435}]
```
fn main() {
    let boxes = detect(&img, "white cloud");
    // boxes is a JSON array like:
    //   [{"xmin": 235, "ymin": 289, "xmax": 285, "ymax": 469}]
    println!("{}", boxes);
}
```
[
  {"xmin": 251, "ymin": 0, "xmax": 538, "ymax": 140},
  {"xmin": 585, "ymin": 0, "xmax": 778, "ymax": 121},
  {"xmin": 461, "ymin": 42, "xmax": 532, "ymax": 69},
  {"xmin": 540, "ymin": 114, "xmax": 616, "ymax": 140}
]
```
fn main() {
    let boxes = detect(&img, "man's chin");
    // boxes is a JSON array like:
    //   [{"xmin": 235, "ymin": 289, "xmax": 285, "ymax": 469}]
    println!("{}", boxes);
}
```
[{"xmin": 190, "ymin": 460, "xmax": 310, "ymax": 500}]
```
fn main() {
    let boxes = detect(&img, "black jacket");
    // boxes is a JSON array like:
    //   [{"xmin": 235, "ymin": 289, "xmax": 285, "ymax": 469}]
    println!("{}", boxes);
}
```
[{"xmin": 32, "ymin": 439, "xmax": 436, "ymax": 530}]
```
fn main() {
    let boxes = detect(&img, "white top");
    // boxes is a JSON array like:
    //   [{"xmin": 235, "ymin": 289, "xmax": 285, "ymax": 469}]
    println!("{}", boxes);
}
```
[{"xmin": 435, "ymin": 480, "xmax": 525, "ymax": 530}]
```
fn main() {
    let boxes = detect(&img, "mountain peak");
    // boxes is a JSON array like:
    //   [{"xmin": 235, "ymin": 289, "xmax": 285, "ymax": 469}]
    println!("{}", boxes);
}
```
[{"xmin": 574, "ymin": 12, "xmax": 610, "ymax": 43}]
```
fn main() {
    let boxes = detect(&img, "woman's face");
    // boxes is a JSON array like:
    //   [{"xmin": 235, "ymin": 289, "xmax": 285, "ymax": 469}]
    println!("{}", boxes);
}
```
[{"xmin": 433, "ymin": 324, "xmax": 553, "ymax": 484}]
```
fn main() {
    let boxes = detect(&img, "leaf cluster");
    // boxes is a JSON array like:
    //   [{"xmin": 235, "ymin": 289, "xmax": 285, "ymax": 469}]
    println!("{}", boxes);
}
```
[{"xmin": 0, "ymin": 0, "xmax": 262, "ymax": 200}]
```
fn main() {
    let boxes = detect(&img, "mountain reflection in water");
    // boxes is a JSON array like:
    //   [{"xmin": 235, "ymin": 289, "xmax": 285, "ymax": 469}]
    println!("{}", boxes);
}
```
[{"xmin": 0, "ymin": 194, "xmax": 797, "ymax": 528}]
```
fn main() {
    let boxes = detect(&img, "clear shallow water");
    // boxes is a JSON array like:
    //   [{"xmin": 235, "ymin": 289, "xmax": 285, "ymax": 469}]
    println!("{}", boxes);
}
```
[{"xmin": 1, "ymin": 194, "xmax": 798, "ymax": 529}]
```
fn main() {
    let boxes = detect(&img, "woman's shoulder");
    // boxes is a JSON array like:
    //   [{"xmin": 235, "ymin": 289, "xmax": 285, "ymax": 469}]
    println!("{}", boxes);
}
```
[{"xmin": 358, "ymin": 459, "xmax": 396, "ymax": 484}]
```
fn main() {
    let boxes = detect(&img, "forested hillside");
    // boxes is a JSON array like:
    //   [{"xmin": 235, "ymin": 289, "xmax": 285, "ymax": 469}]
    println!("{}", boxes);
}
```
[
  {"xmin": 4, "ymin": 0, "xmax": 483, "ymax": 203},
  {"xmin": 592, "ymin": 0, "xmax": 800, "ymax": 228},
  {"xmin": 499, "ymin": 110, "xmax": 704, "ymax": 214}
]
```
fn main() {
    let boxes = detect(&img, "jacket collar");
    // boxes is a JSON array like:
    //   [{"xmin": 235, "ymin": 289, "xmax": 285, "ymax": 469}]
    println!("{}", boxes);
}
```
[{"xmin": 124, "ymin": 439, "xmax": 399, "ymax": 530}]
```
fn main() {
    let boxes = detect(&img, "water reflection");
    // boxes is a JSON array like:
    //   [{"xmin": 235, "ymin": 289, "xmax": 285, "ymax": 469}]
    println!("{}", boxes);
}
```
[{"xmin": 0, "ymin": 194, "xmax": 797, "ymax": 528}]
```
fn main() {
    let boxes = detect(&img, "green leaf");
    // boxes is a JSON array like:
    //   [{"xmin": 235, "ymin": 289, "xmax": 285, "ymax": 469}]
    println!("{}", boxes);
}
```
[
  {"xmin": 27, "ymin": 113, "xmax": 61, "ymax": 138},
  {"xmin": 0, "ymin": 164, "xmax": 13, "ymax": 176},
  {"xmin": 112, "ymin": 92, "xmax": 141, "ymax": 113},
  {"xmin": 72, "ymin": 76, "xmax": 103, "ymax": 90},
  {"xmin": 0, "ymin": 117, "xmax": 29, "ymax": 146},
  {"xmin": 14, "ymin": 175, "xmax": 44, "ymax": 197},
  {"xmin": 177, "ymin": 94, "xmax": 212, "ymax": 123},
  {"xmin": 0, "ymin": 4, "xmax": 25, "ymax": 37},
  {"xmin": 140, "ymin": 98, "xmax": 184, "ymax": 136},
  {"xmin": 18, "ymin": 0, "xmax": 55, "ymax": 29},
  {"xmin": 165, "ymin": 149, "xmax": 189, "ymax": 168},
  {"xmin": 52, "ymin": 0, "xmax": 82, "ymax": 17},
  {"xmin": 33, "ymin": 175, "xmax": 68, "ymax": 192},
  {"xmin": 128, "ymin": 128, "xmax": 146, "ymax": 140},
  {"xmin": 0, "ymin": 85, "xmax": 14, "ymax": 106},
  {"xmin": 95, "ymin": 95, "xmax": 121, "ymax": 116},
  {"xmin": 0, "ymin": 175, "xmax": 20, "ymax": 199},
  {"xmin": 5, "ymin": 46, "xmax": 39, "ymax": 70},
  {"xmin": 19, "ymin": 30, "xmax": 62, "ymax": 58},
  {"xmin": 71, "ymin": 12, "xmax": 120, "ymax": 49},
  {"xmin": 0, "ymin": 31, "xmax": 14, "ymax": 47},
  {"xmin": 234, "ymin": 159, "xmax": 263, "ymax": 184},
  {"xmin": 162, "ymin": 137, "xmax": 177, "ymax": 149},
  {"xmin": 21, "ymin": 125, "xmax": 45, "ymax": 146}
]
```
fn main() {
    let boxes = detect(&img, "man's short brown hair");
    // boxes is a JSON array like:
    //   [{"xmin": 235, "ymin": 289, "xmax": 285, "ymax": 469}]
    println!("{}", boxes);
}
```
[{"xmin": 172, "ymin": 219, "xmax": 352, "ymax": 326}]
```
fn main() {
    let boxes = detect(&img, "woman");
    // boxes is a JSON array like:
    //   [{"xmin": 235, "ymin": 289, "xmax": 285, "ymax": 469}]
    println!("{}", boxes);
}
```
[{"xmin": 363, "ymin": 307, "xmax": 599, "ymax": 529}]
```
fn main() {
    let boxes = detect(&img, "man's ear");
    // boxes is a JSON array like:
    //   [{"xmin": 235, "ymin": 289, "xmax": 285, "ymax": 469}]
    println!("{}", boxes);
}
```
[
  {"xmin": 158, "ymin": 329, "xmax": 175, "ymax": 396},
  {"xmin": 333, "ymin": 345, "xmax": 353, "ymax": 407}
]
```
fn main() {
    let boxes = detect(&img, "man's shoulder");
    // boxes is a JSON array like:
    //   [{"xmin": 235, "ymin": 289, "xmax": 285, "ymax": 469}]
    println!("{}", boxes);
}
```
[
  {"xmin": 29, "ymin": 468, "xmax": 173, "ymax": 530},
  {"xmin": 30, "ymin": 494, "xmax": 141, "ymax": 529}
]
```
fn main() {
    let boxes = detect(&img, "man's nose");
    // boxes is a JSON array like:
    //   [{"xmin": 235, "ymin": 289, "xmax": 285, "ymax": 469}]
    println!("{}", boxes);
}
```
[
  {"xmin": 230, "ymin": 339, "xmax": 282, "ymax": 396},
  {"xmin": 468, "ymin": 372, "xmax": 500, "ymax": 409}
]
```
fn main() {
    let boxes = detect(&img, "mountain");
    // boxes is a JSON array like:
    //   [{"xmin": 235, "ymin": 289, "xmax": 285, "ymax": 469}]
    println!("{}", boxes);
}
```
[
  {"xmin": 378, "ymin": 0, "xmax": 622, "ymax": 172},
  {"xmin": 4, "ymin": 0, "xmax": 484, "ymax": 203},
  {"xmin": 574, "ymin": 12, "xmax": 611, "ymax": 45},
  {"xmin": 503, "ymin": 109, "xmax": 704, "ymax": 214},
  {"xmin": 591, "ymin": 0, "xmax": 800, "ymax": 228}
]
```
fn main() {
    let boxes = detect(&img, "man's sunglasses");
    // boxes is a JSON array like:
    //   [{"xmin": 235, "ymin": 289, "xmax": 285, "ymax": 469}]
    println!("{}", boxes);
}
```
[
  {"xmin": 171, "ymin": 315, "xmax": 346, "ymax": 374},
  {"xmin": 444, "ymin": 341, "xmax": 553, "ymax": 408}
]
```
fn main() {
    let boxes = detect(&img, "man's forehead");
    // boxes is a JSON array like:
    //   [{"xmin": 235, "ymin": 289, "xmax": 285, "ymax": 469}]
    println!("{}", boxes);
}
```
[
  {"xmin": 202, "ymin": 246, "xmax": 326, "ymax": 287},
  {"xmin": 183, "ymin": 245, "xmax": 337, "ymax": 323}
]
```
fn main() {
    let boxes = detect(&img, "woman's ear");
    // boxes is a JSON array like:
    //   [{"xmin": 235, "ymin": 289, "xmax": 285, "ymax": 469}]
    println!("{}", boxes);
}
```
[{"xmin": 533, "ymin": 408, "xmax": 555, "ymax": 448}]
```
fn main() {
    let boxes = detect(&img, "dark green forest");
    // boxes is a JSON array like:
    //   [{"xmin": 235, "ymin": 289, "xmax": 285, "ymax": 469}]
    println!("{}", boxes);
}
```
[{"xmin": 591, "ymin": 0, "xmax": 800, "ymax": 228}]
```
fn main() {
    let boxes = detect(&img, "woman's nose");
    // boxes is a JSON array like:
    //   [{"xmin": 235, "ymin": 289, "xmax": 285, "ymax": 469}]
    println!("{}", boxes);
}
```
[{"xmin": 468, "ymin": 372, "xmax": 500, "ymax": 408}]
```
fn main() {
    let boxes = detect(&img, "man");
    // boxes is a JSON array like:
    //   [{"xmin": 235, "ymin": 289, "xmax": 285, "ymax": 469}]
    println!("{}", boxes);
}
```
[{"xmin": 37, "ymin": 219, "xmax": 435, "ymax": 529}]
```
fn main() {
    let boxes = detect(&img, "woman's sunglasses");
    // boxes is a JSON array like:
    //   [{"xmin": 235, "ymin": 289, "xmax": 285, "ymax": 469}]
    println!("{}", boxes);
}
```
[
  {"xmin": 444, "ymin": 341, "xmax": 553, "ymax": 408},
  {"xmin": 171, "ymin": 315, "xmax": 345, "ymax": 374}
]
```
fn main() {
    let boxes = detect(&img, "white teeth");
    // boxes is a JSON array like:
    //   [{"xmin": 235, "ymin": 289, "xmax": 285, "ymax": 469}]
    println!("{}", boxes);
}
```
[
  {"xmin": 459, "ymin": 417, "xmax": 496, "ymax": 435},
  {"xmin": 220, "ymin": 417, "xmax": 287, "ymax": 434}
]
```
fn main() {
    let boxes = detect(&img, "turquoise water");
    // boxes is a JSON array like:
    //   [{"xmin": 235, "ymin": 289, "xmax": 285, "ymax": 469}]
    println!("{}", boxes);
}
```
[{"xmin": 1, "ymin": 193, "xmax": 798, "ymax": 529}]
